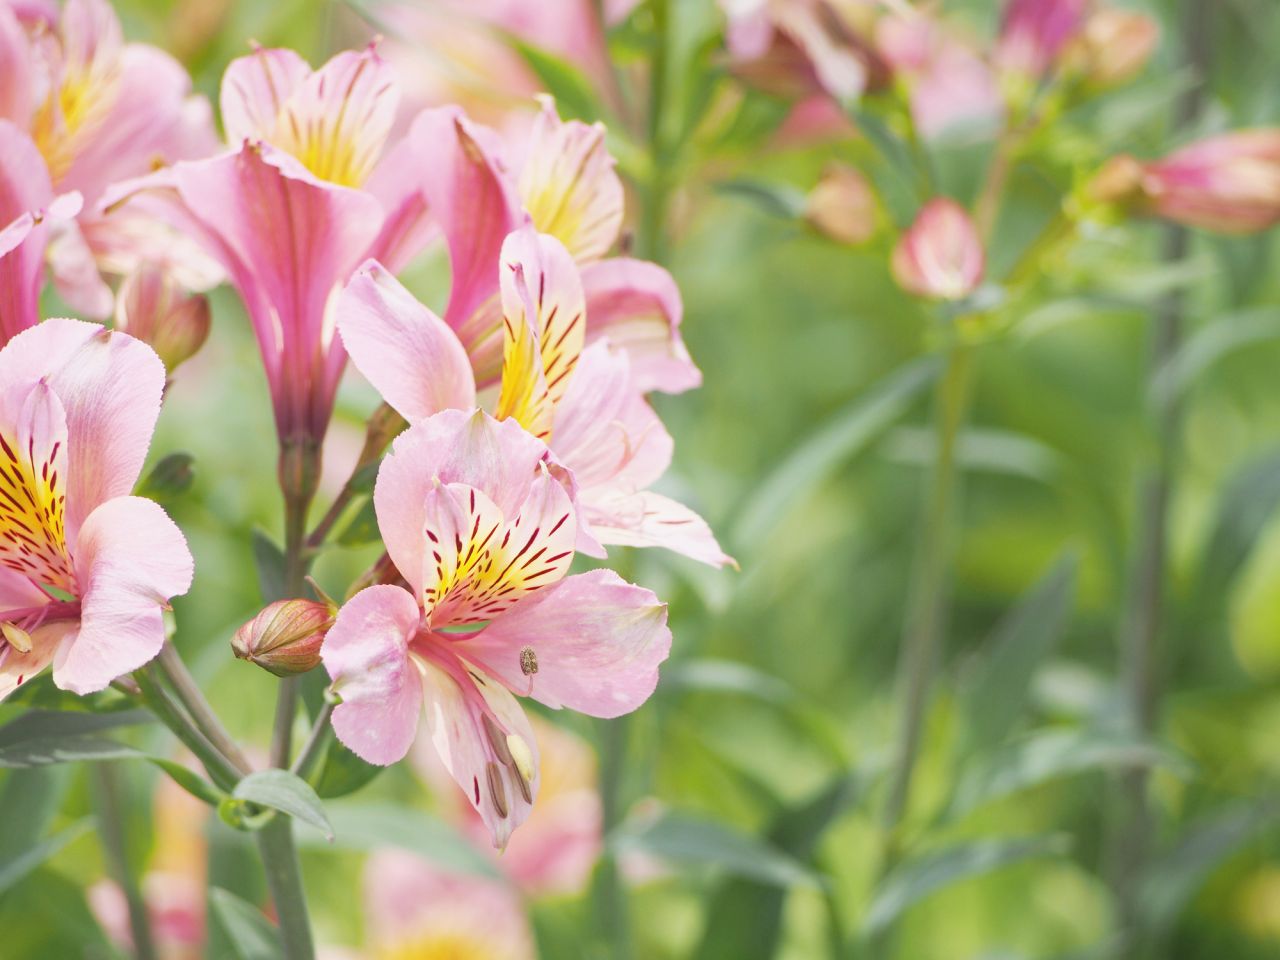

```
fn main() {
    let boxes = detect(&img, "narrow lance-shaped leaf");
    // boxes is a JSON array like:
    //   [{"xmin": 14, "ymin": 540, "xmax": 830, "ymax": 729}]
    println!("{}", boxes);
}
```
[
  {"xmin": 230, "ymin": 770, "xmax": 333, "ymax": 841},
  {"xmin": 210, "ymin": 887, "xmax": 283, "ymax": 960},
  {"xmin": 0, "ymin": 818, "xmax": 93, "ymax": 896}
]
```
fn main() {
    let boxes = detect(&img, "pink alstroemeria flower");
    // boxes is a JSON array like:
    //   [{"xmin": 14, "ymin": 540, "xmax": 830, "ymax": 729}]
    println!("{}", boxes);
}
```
[
  {"xmin": 995, "ymin": 0, "xmax": 1087, "ymax": 80},
  {"xmin": 408, "ymin": 97, "xmax": 701, "ymax": 396},
  {"xmin": 106, "ymin": 43, "xmax": 427, "ymax": 450},
  {"xmin": 337, "ymin": 226, "xmax": 733, "ymax": 567},
  {"xmin": 0, "ymin": 0, "xmax": 218, "ymax": 316},
  {"xmin": 321, "ymin": 409, "xmax": 671, "ymax": 847},
  {"xmin": 0, "ymin": 318, "xmax": 194, "ymax": 699},
  {"xmin": 892, "ymin": 198, "xmax": 985, "ymax": 301},
  {"xmin": 0, "ymin": 120, "xmax": 82, "ymax": 343}
]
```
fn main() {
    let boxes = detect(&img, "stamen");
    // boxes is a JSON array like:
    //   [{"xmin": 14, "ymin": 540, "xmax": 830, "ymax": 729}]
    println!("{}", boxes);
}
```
[
  {"xmin": 1, "ymin": 622, "xmax": 32, "ymax": 654},
  {"xmin": 482, "ymin": 713, "xmax": 514, "ymax": 766},
  {"xmin": 519, "ymin": 645, "xmax": 539, "ymax": 676},
  {"xmin": 506, "ymin": 733, "xmax": 535, "ymax": 790},
  {"xmin": 486, "ymin": 761, "xmax": 509, "ymax": 818}
]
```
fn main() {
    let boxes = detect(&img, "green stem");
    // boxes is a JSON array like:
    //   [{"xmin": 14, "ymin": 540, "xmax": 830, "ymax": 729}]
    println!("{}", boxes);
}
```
[
  {"xmin": 638, "ymin": 0, "xmax": 671, "ymax": 263},
  {"xmin": 290, "ymin": 701, "xmax": 334, "ymax": 783},
  {"xmin": 1108, "ymin": 2, "xmax": 1208, "ymax": 948},
  {"xmin": 93, "ymin": 763, "xmax": 158, "ymax": 960},
  {"xmin": 131, "ymin": 667, "xmax": 242, "ymax": 792},
  {"xmin": 593, "ymin": 714, "xmax": 633, "ymax": 960},
  {"xmin": 882, "ymin": 339, "xmax": 974, "ymax": 843},
  {"xmin": 255, "ymin": 818, "xmax": 315, "ymax": 960},
  {"xmin": 155, "ymin": 643, "xmax": 251, "ymax": 775}
]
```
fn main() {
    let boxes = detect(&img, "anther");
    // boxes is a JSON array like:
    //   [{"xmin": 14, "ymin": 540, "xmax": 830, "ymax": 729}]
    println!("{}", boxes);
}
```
[
  {"xmin": 482, "ymin": 713, "xmax": 514, "ymax": 766},
  {"xmin": 485, "ymin": 761, "xmax": 509, "ymax": 818},
  {"xmin": 1, "ymin": 622, "xmax": 32, "ymax": 654},
  {"xmin": 519, "ymin": 645, "xmax": 538, "ymax": 676}
]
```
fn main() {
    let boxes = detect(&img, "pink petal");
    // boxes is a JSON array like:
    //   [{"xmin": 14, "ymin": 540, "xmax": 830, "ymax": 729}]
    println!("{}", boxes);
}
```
[
  {"xmin": 364, "ymin": 135, "xmax": 434, "ymax": 272},
  {"xmin": 580, "ymin": 258, "xmax": 701, "ymax": 394},
  {"xmin": 336, "ymin": 260, "xmax": 475, "ymax": 422},
  {"xmin": 418, "ymin": 653, "xmax": 539, "ymax": 848},
  {"xmin": 409, "ymin": 107, "xmax": 523, "ymax": 338},
  {"xmin": 518, "ymin": 97, "xmax": 623, "ymax": 262},
  {"xmin": 584, "ymin": 490, "xmax": 735, "ymax": 568},
  {"xmin": 220, "ymin": 46, "xmax": 311, "ymax": 145},
  {"xmin": 0, "ymin": 121, "xmax": 54, "ymax": 343},
  {"xmin": 0, "ymin": 319, "xmax": 166, "ymax": 537},
  {"xmin": 0, "ymin": 622, "xmax": 75, "ymax": 702},
  {"xmin": 462, "ymin": 569, "xmax": 671, "ymax": 717},
  {"xmin": 54, "ymin": 496, "xmax": 193, "ymax": 694},
  {"xmin": 0, "ymin": 5, "xmax": 32, "ymax": 129},
  {"xmin": 170, "ymin": 146, "xmax": 384, "ymax": 440},
  {"xmin": 322, "ymin": 584, "xmax": 424, "ymax": 765},
  {"xmin": 495, "ymin": 227, "xmax": 586, "ymax": 440},
  {"xmin": 46, "ymin": 219, "xmax": 114, "ymax": 319},
  {"xmin": 374, "ymin": 410, "xmax": 554, "ymax": 596}
]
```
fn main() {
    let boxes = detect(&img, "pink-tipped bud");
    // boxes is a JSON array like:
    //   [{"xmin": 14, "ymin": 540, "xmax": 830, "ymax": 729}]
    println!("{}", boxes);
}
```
[
  {"xmin": 805, "ymin": 163, "xmax": 877, "ymax": 245},
  {"xmin": 232, "ymin": 599, "xmax": 334, "ymax": 677},
  {"xmin": 1070, "ymin": 9, "xmax": 1159, "ymax": 88},
  {"xmin": 891, "ymin": 198, "xmax": 985, "ymax": 301},
  {"xmin": 996, "ymin": 0, "xmax": 1087, "ymax": 79},
  {"xmin": 114, "ymin": 264, "xmax": 211, "ymax": 372},
  {"xmin": 1138, "ymin": 130, "xmax": 1280, "ymax": 234}
]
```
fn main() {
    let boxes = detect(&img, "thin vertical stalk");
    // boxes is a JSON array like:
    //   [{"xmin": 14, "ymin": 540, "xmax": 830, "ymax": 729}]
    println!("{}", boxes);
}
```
[
  {"xmin": 93, "ymin": 763, "xmax": 158, "ymax": 960},
  {"xmin": 593, "ymin": 715, "xmax": 634, "ymax": 960},
  {"xmin": 638, "ymin": 0, "xmax": 671, "ymax": 263},
  {"xmin": 882, "ymin": 339, "xmax": 974, "ymax": 842},
  {"xmin": 1108, "ymin": 0, "xmax": 1208, "ymax": 946},
  {"xmin": 155, "ymin": 643, "xmax": 251, "ymax": 775}
]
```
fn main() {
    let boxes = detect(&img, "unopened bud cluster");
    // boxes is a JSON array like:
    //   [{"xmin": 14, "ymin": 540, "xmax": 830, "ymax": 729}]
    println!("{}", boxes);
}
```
[{"xmin": 232, "ymin": 599, "xmax": 335, "ymax": 677}]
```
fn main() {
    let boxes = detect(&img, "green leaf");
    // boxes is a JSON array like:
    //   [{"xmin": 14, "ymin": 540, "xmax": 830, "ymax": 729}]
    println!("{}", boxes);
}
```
[
  {"xmin": 0, "ymin": 709, "xmax": 153, "ymax": 767},
  {"xmin": 150, "ymin": 757, "xmax": 225, "ymax": 806},
  {"xmin": 296, "ymin": 802, "xmax": 502, "ymax": 878},
  {"xmin": 697, "ymin": 773, "xmax": 867, "ymax": 958},
  {"xmin": 958, "ymin": 553, "xmax": 1077, "ymax": 753},
  {"xmin": 209, "ymin": 887, "xmax": 282, "ymax": 960},
  {"xmin": 251, "ymin": 528, "xmax": 287, "ymax": 603},
  {"xmin": 0, "ymin": 767, "xmax": 71, "ymax": 863},
  {"xmin": 883, "ymin": 426, "xmax": 1062, "ymax": 484},
  {"xmin": 0, "ymin": 818, "xmax": 92, "ymax": 896},
  {"xmin": 135, "ymin": 451, "xmax": 196, "ymax": 503},
  {"xmin": 864, "ymin": 835, "xmax": 1069, "ymax": 936},
  {"xmin": 511, "ymin": 40, "xmax": 603, "ymax": 123},
  {"xmin": 312, "ymin": 738, "xmax": 385, "ymax": 799},
  {"xmin": 949, "ymin": 728, "xmax": 1192, "ymax": 818},
  {"xmin": 1149, "ymin": 307, "xmax": 1280, "ymax": 409},
  {"xmin": 732, "ymin": 356, "xmax": 940, "ymax": 550},
  {"xmin": 612, "ymin": 810, "xmax": 822, "ymax": 889},
  {"xmin": 714, "ymin": 179, "xmax": 807, "ymax": 220},
  {"xmin": 1140, "ymin": 798, "xmax": 1280, "ymax": 935},
  {"xmin": 659, "ymin": 658, "xmax": 795, "ymax": 706},
  {"xmin": 1195, "ymin": 447, "xmax": 1280, "ymax": 606},
  {"xmin": 231, "ymin": 770, "xmax": 333, "ymax": 841},
  {"xmin": 336, "ymin": 496, "xmax": 380, "ymax": 546}
]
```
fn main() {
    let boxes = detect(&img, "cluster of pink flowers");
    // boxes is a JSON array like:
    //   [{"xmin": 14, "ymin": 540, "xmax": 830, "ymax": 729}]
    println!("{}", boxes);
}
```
[{"xmin": 0, "ymin": 0, "xmax": 732, "ymax": 854}]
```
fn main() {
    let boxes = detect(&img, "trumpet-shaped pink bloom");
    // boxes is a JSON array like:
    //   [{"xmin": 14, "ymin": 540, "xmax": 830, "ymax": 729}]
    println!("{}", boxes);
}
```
[
  {"xmin": 1139, "ymin": 130, "xmax": 1280, "ymax": 235},
  {"xmin": 106, "ymin": 44, "xmax": 427, "ymax": 446},
  {"xmin": 0, "ymin": 120, "xmax": 81, "ymax": 344},
  {"xmin": 337, "ymin": 229, "xmax": 733, "ymax": 567},
  {"xmin": 409, "ymin": 99, "xmax": 700, "ymax": 395},
  {"xmin": 321, "ymin": 409, "xmax": 671, "ymax": 847},
  {"xmin": 0, "ymin": 0, "xmax": 217, "ymax": 317},
  {"xmin": 892, "ymin": 198, "xmax": 985, "ymax": 301},
  {"xmin": 0, "ymin": 319, "xmax": 194, "ymax": 700}
]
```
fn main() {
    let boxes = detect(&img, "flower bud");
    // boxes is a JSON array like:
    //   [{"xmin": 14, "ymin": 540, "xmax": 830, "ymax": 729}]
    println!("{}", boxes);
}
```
[
  {"xmin": 996, "ymin": 0, "xmax": 1087, "ymax": 79},
  {"xmin": 1088, "ymin": 153, "xmax": 1147, "ymax": 205},
  {"xmin": 1133, "ymin": 130, "xmax": 1280, "ymax": 234},
  {"xmin": 114, "ymin": 264, "xmax": 211, "ymax": 372},
  {"xmin": 1070, "ymin": 9, "xmax": 1158, "ymax": 88},
  {"xmin": 232, "ymin": 599, "xmax": 334, "ymax": 677},
  {"xmin": 805, "ymin": 163, "xmax": 877, "ymax": 245},
  {"xmin": 891, "ymin": 198, "xmax": 985, "ymax": 301}
]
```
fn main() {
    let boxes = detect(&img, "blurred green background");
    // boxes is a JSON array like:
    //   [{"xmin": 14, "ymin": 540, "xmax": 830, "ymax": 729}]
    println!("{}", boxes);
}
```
[{"xmin": 5, "ymin": 0, "xmax": 1280, "ymax": 957}]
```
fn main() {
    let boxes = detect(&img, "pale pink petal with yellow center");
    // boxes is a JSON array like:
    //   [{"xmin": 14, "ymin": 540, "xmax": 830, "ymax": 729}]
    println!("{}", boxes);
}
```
[
  {"xmin": 462, "ymin": 569, "xmax": 670, "ymax": 718},
  {"xmin": 495, "ymin": 227, "xmax": 586, "ymax": 441},
  {"xmin": 54, "ymin": 495, "xmax": 193, "ymax": 694},
  {"xmin": 518, "ymin": 96, "xmax": 623, "ymax": 262},
  {"xmin": 0, "ymin": 318, "xmax": 165, "ymax": 538},
  {"xmin": 269, "ymin": 45, "xmax": 398, "ymax": 189},
  {"xmin": 336, "ymin": 260, "xmax": 475, "ymax": 423},
  {"xmin": 220, "ymin": 46, "xmax": 311, "ymax": 145},
  {"xmin": 580, "ymin": 257, "xmax": 701, "ymax": 394},
  {"xmin": 323, "ymin": 584, "xmax": 424, "ymax": 766}
]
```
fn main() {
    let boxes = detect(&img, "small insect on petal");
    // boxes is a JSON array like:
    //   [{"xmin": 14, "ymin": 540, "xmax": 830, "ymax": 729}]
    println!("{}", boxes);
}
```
[{"xmin": 520, "ymin": 645, "xmax": 538, "ymax": 676}]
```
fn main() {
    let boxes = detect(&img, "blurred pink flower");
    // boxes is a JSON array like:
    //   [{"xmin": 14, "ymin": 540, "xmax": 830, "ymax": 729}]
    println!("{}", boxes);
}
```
[
  {"xmin": 1068, "ymin": 8, "xmax": 1159, "ymax": 88},
  {"xmin": 359, "ymin": 849, "xmax": 534, "ymax": 959},
  {"xmin": 337, "ymin": 234, "xmax": 733, "ymax": 567},
  {"xmin": 891, "ymin": 198, "xmax": 985, "ymax": 301},
  {"xmin": 877, "ymin": 12, "xmax": 1003, "ymax": 143},
  {"xmin": 995, "ymin": 0, "xmax": 1087, "ymax": 79},
  {"xmin": 0, "ymin": 0, "xmax": 218, "ymax": 317},
  {"xmin": 106, "ymin": 44, "xmax": 431, "ymax": 448},
  {"xmin": 0, "ymin": 120, "xmax": 81, "ymax": 343},
  {"xmin": 409, "ymin": 98, "xmax": 701, "ymax": 396},
  {"xmin": 1109, "ymin": 130, "xmax": 1280, "ymax": 235},
  {"xmin": 0, "ymin": 319, "xmax": 193, "ymax": 700},
  {"xmin": 113, "ymin": 262, "xmax": 210, "ymax": 372},
  {"xmin": 320, "ymin": 409, "xmax": 671, "ymax": 848}
]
